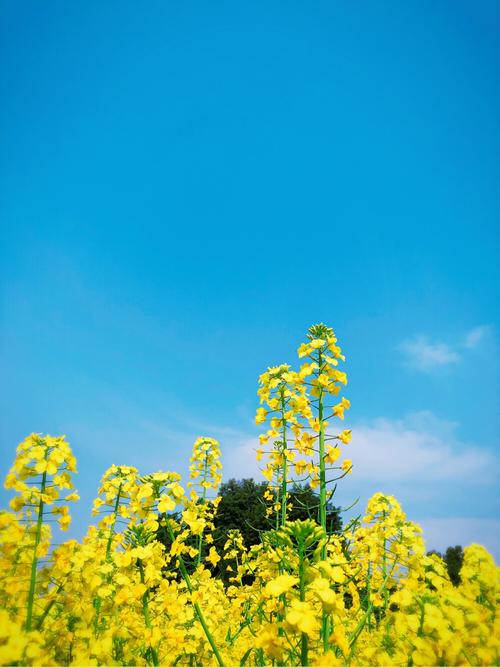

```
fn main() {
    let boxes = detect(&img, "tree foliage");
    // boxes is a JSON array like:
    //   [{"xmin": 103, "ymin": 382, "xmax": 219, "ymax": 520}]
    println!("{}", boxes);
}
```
[
  {"xmin": 427, "ymin": 545, "xmax": 464, "ymax": 586},
  {"xmin": 157, "ymin": 478, "xmax": 343, "ymax": 583},
  {"xmin": 213, "ymin": 478, "xmax": 342, "ymax": 550}
]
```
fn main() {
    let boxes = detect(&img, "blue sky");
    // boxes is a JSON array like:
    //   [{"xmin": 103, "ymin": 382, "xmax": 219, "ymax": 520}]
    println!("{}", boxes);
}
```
[{"xmin": 1, "ymin": 1, "xmax": 499, "ymax": 558}]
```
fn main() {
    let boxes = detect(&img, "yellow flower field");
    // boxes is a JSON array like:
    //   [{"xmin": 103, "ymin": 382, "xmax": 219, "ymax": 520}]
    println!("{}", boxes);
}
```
[{"xmin": 1, "ymin": 325, "xmax": 498, "ymax": 666}]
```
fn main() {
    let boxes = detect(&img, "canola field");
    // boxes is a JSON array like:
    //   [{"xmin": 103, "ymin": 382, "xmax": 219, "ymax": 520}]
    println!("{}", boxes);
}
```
[{"xmin": 1, "ymin": 324, "xmax": 498, "ymax": 666}]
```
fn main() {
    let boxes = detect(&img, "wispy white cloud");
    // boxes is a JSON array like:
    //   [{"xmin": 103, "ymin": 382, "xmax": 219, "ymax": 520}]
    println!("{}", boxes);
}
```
[
  {"xmin": 221, "ymin": 412, "xmax": 499, "ymax": 560},
  {"xmin": 399, "ymin": 336, "xmax": 460, "ymax": 371},
  {"xmin": 347, "ymin": 411, "xmax": 495, "ymax": 482},
  {"xmin": 223, "ymin": 411, "xmax": 497, "ymax": 485},
  {"xmin": 399, "ymin": 324, "xmax": 493, "ymax": 372},
  {"xmin": 463, "ymin": 325, "xmax": 491, "ymax": 349},
  {"xmin": 223, "ymin": 435, "xmax": 261, "ymax": 480}
]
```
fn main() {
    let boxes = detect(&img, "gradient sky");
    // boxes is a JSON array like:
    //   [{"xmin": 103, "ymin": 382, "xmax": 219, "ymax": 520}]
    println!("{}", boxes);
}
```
[{"xmin": 1, "ymin": 1, "xmax": 499, "ymax": 559}]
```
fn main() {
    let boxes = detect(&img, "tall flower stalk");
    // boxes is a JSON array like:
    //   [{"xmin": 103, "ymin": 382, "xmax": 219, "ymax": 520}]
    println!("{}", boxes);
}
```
[
  {"xmin": 187, "ymin": 437, "xmax": 222, "ymax": 565},
  {"xmin": 297, "ymin": 324, "xmax": 351, "ymax": 649},
  {"xmin": 165, "ymin": 519, "xmax": 225, "ymax": 667},
  {"xmin": 297, "ymin": 324, "xmax": 351, "ymax": 536},
  {"xmin": 4, "ymin": 434, "xmax": 78, "ymax": 632},
  {"xmin": 256, "ymin": 364, "xmax": 310, "ymax": 527},
  {"xmin": 91, "ymin": 464, "xmax": 139, "ymax": 635}
]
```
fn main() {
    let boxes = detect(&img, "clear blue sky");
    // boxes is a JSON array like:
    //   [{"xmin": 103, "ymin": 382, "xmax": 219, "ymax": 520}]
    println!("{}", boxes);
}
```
[{"xmin": 1, "ymin": 1, "xmax": 499, "ymax": 558}]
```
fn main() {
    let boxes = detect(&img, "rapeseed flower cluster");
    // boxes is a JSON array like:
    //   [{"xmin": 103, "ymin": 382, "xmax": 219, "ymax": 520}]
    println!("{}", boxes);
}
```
[
  {"xmin": 256, "ymin": 324, "xmax": 352, "ymax": 538},
  {"xmin": 0, "ymin": 326, "xmax": 498, "ymax": 666}
]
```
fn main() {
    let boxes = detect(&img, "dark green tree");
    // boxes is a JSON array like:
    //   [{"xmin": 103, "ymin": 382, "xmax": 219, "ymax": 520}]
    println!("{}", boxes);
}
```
[
  {"xmin": 212, "ymin": 478, "xmax": 342, "ymax": 584},
  {"xmin": 443, "ymin": 545, "xmax": 464, "ymax": 586},
  {"xmin": 212, "ymin": 478, "xmax": 268, "ymax": 548},
  {"xmin": 213, "ymin": 478, "xmax": 342, "ymax": 549},
  {"xmin": 427, "ymin": 545, "xmax": 464, "ymax": 586},
  {"xmin": 157, "ymin": 478, "xmax": 343, "ymax": 584}
]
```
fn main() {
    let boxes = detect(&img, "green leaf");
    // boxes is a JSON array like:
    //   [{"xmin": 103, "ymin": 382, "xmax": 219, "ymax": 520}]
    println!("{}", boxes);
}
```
[{"xmin": 240, "ymin": 647, "xmax": 253, "ymax": 666}]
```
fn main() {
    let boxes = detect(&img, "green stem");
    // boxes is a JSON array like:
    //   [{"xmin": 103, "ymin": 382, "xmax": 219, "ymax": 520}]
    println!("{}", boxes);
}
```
[
  {"xmin": 417, "ymin": 597, "xmax": 425, "ymax": 637},
  {"xmin": 106, "ymin": 482, "xmax": 123, "ymax": 560},
  {"xmin": 26, "ymin": 471, "xmax": 47, "ymax": 631},
  {"xmin": 366, "ymin": 562, "xmax": 372, "ymax": 631},
  {"xmin": 317, "ymin": 350, "xmax": 326, "ymax": 544},
  {"xmin": 316, "ymin": 348, "xmax": 330, "ymax": 649},
  {"xmin": 94, "ymin": 482, "xmax": 123, "ymax": 636},
  {"xmin": 348, "ymin": 568, "xmax": 394, "ymax": 661},
  {"xmin": 196, "ymin": 458, "xmax": 209, "ymax": 566},
  {"xmin": 347, "ymin": 603, "xmax": 373, "ymax": 662},
  {"xmin": 382, "ymin": 511, "xmax": 389, "ymax": 615},
  {"xmin": 36, "ymin": 579, "xmax": 65, "ymax": 630},
  {"xmin": 280, "ymin": 388, "xmax": 288, "ymax": 528},
  {"xmin": 138, "ymin": 560, "xmax": 159, "ymax": 667},
  {"xmin": 298, "ymin": 539, "xmax": 309, "ymax": 666},
  {"xmin": 274, "ymin": 471, "xmax": 280, "ymax": 531},
  {"xmin": 168, "ymin": 524, "xmax": 225, "ymax": 667}
]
